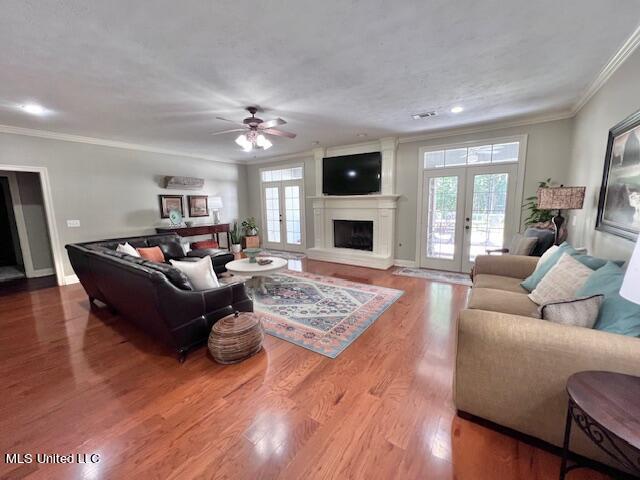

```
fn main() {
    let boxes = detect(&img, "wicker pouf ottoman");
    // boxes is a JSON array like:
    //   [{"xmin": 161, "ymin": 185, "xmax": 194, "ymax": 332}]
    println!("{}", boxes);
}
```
[{"xmin": 208, "ymin": 311, "xmax": 264, "ymax": 364}]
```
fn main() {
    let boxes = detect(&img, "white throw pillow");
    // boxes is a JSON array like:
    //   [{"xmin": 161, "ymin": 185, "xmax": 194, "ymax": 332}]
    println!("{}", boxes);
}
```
[
  {"xmin": 170, "ymin": 256, "xmax": 219, "ymax": 290},
  {"xmin": 535, "ymin": 244, "xmax": 559, "ymax": 271},
  {"xmin": 116, "ymin": 242, "xmax": 141, "ymax": 257},
  {"xmin": 529, "ymin": 253, "xmax": 593, "ymax": 305},
  {"xmin": 538, "ymin": 294, "xmax": 604, "ymax": 328}
]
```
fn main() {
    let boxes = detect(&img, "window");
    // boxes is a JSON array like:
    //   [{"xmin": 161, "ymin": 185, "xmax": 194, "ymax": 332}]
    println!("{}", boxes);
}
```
[
  {"xmin": 423, "ymin": 141, "xmax": 520, "ymax": 169},
  {"xmin": 261, "ymin": 166, "xmax": 303, "ymax": 182}
]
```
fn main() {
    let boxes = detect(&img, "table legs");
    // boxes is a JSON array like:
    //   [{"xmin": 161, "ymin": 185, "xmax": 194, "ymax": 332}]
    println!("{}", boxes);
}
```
[{"xmin": 560, "ymin": 401, "xmax": 573, "ymax": 480}]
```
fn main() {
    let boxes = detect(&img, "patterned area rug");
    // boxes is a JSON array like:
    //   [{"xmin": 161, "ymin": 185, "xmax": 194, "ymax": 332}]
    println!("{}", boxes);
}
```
[
  {"xmin": 252, "ymin": 270, "xmax": 403, "ymax": 358},
  {"xmin": 257, "ymin": 249, "xmax": 306, "ymax": 260},
  {"xmin": 393, "ymin": 267, "xmax": 472, "ymax": 287}
]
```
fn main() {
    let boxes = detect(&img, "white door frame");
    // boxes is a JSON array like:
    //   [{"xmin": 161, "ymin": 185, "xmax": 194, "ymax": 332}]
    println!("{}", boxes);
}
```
[
  {"xmin": 414, "ymin": 134, "xmax": 528, "ymax": 270},
  {"xmin": 0, "ymin": 164, "xmax": 65, "ymax": 285},
  {"xmin": 259, "ymin": 164, "xmax": 306, "ymax": 252}
]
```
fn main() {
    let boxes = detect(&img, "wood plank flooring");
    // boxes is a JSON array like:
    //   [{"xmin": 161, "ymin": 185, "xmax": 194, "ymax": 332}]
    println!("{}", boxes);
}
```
[{"xmin": 0, "ymin": 260, "xmax": 610, "ymax": 479}]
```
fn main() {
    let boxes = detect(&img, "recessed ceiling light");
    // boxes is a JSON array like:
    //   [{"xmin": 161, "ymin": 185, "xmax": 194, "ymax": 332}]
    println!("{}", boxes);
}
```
[
  {"xmin": 411, "ymin": 111, "xmax": 437, "ymax": 120},
  {"xmin": 20, "ymin": 103, "xmax": 47, "ymax": 115},
  {"xmin": 450, "ymin": 106, "xmax": 464, "ymax": 114},
  {"xmin": 356, "ymin": 133, "xmax": 368, "ymax": 138}
]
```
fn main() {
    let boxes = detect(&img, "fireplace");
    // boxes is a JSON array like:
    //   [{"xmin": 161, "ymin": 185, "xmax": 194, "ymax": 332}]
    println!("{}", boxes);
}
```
[{"xmin": 333, "ymin": 220, "xmax": 373, "ymax": 251}]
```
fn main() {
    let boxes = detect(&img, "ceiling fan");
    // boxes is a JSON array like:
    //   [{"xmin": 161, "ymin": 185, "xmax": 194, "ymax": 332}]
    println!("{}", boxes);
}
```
[{"xmin": 212, "ymin": 106, "xmax": 296, "ymax": 152}]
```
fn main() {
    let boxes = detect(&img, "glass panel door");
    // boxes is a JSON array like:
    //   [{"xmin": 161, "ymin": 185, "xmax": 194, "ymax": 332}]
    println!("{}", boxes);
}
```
[
  {"xmin": 283, "ymin": 183, "xmax": 303, "ymax": 250},
  {"xmin": 420, "ymin": 169, "xmax": 465, "ymax": 271},
  {"xmin": 261, "ymin": 180, "xmax": 305, "ymax": 252},
  {"xmin": 263, "ymin": 186, "xmax": 282, "ymax": 248},
  {"xmin": 461, "ymin": 164, "xmax": 517, "ymax": 272}
]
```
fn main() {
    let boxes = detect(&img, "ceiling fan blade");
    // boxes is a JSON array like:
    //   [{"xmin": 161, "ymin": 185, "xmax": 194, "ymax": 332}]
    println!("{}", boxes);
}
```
[
  {"xmin": 258, "ymin": 118, "xmax": 286, "ymax": 129},
  {"xmin": 215, "ymin": 116, "xmax": 247, "ymax": 127},
  {"xmin": 210, "ymin": 128, "xmax": 246, "ymax": 136},
  {"xmin": 263, "ymin": 128, "xmax": 297, "ymax": 139}
]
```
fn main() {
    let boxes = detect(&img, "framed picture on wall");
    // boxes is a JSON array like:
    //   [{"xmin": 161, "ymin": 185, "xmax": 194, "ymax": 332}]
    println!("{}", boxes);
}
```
[
  {"xmin": 158, "ymin": 195, "xmax": 184, "ymax": 219},
  {"xmin": 188, "ymin": 195, "xmax": 209, "ymax": 217},
  {"xmin": 596, "ymin": 109, "xmax": 640, "ymax": 241}
]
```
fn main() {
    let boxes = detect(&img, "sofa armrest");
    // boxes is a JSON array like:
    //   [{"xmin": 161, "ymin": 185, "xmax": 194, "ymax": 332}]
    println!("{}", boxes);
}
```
[
  {"xmin": 455, "ymin": 309, "xmax": 640, "ymax": 467},
  {"xmin": 473, "ymin": 254, "xmax": 538, "ymax": 279}
]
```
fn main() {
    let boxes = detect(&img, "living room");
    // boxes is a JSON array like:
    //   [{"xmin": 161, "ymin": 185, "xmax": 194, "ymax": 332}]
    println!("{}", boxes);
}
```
[{"xmin": 1, "ymin": 1, "xmax": 640, "ymax": 479}]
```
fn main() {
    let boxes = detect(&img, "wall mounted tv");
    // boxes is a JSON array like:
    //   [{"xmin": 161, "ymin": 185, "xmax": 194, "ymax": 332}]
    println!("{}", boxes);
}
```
[{"xmin": 322, "ymin": 152, "xmax": 382, "ymax": 196}]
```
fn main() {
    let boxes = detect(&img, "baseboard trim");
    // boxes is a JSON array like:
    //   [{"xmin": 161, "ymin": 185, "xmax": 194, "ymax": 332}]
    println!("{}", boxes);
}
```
[
  {"xmin": 393, "ymin": 259, "xmax": 417, "ymax": 268},
  {"xmin": 63, "ymin": 274, "xmax": 79, "ymax": 285},
  {"xmin": 456, "ymin": 410, "xmax": 636, "ymax": 480}
]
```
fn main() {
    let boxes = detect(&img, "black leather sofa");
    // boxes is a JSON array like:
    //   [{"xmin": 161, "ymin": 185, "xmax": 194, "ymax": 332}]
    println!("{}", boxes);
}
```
[{"xmin": 66, "ymin": 233, "xmax": 252, "ymax": 360}]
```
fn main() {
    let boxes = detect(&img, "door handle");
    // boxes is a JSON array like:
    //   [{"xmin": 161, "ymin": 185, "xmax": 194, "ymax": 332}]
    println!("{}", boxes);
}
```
[{"xmin": 465, "ymin": 226, "xmax": 470, "ymax": 230}]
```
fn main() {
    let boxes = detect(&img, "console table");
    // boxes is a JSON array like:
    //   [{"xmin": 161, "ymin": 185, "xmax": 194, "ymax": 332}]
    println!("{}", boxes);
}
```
[{"xmin": 156, "ymin": 223, "xmax": 231, "ymax": 251}]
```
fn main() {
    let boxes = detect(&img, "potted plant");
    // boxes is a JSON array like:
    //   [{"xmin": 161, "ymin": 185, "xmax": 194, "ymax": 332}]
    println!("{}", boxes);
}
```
[
  {"xmin": 242, "ymin": 217, "xmax": 259, "ymax": 237},
  {"xmin": 230, "ymin": 221, "xmax": 243, "ymax": 254},
  {"xmin": 523, "ymin": 178, "xmax": 555, "ymax": 226}
]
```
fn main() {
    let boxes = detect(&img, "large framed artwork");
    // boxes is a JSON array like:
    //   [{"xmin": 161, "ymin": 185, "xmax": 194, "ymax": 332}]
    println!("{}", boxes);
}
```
[
  {"xmin": 158, "ymin": 195, "xmax": 184, "ymax": 219},
  {"xmin": 187, "ymin": 195, "xmax": 209, "ymax": 217},
  {"xmin": 596, "ymin": 109, "xmax": 640, "ymax": 241}
]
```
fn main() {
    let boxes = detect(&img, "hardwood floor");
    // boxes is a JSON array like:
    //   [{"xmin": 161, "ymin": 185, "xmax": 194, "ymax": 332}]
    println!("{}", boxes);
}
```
[{"xmin": 0, "ymin": 260, "xmax": 610, "ymax": 479}]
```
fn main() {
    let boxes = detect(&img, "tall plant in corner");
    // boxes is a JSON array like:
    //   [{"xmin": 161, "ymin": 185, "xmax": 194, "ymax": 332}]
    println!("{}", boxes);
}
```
[
  {"xmin": 230, "ymin": 221, "xmax": 243, "ymax": 254},
  {"xmin": 523, "ymin": 178, "xmax": 554, "ymax": 226}
]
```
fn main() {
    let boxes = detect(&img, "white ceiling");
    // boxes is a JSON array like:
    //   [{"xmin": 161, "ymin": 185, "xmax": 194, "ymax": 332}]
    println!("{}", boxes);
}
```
[{"xmin": 1, "ymin": 1, "xmax": 639, "ymax": 162}]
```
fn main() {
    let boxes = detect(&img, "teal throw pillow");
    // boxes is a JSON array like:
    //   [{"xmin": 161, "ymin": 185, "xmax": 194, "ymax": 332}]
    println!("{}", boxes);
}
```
[{"xmin": 576, "ymin": 262, "xmax": 640, "ymax": 337}]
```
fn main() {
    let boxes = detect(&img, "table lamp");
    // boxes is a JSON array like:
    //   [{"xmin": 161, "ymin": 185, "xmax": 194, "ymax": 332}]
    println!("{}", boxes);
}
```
[
  {"xmin": 621, "ymin": 236, "xmax": 640, "ymax": 305},
  {"xmin": 537, "ymin": 185, "xmax": 586, "ymax": 244},
  {"xmin": 209, "ymin": 196, "xmax": 223, "ymax": 224}
]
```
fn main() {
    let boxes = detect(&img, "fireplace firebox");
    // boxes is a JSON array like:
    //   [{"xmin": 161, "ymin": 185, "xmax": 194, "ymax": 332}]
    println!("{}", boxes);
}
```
[{"xmin": 333, "ymin": 220, "xmax": 373, "ymax": 251}]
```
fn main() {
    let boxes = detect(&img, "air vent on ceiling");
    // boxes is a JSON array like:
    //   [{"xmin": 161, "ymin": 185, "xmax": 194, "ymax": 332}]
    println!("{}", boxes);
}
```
[{"xmin": 411, "ymin": 111, "xmax": 437, "ymax": 120}]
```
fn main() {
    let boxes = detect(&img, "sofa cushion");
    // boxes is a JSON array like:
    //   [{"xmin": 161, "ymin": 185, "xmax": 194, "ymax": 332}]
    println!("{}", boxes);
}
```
[
  {"xmin": 147, "ymin": 236, "xmax": 186, "ymax": 260},
  {"xmin": 99, "ymin": 248, "xmax": 193, "ymax": 290},
  {"xmin": 576, "ymin": 262, "xmax": 640, "ymax": 337},
  {"xmin": 521, "ymin": 242, "xmax": 575, "ymax": 291},
  {"xmin": 137, "ymin": 246, "xmax": 166, "ymax": 263},
  {"xmin": 539, "ymin": 294, "xmax": 604, "ymax": 328},
  {"xmin": 467, "ymin": 288, "xmax": 539, "ymax": 318},
  {"xmin": 188, "ymin": 248, "xmax": 231, "ymax": 259},
  {"xmin": 170, "ymin": 256, "xmax": 219, "ymax": 291},
  {"xmin": 528, "ymin": 253, "xmax": 593, "ymax": 305},
  {"xmin": 473, "ymin": 274, "xmax": 528, "ymax": 293}
]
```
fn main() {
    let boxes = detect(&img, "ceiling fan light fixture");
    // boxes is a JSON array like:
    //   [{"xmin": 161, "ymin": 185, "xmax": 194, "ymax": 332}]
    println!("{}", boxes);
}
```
[
  {"xmin": 256, "ymin": 134, "xmax": 273, "ymax": 150},
  {"xmin": 235, "ymin": 133, "xmax": 251, "ymax": 150}
]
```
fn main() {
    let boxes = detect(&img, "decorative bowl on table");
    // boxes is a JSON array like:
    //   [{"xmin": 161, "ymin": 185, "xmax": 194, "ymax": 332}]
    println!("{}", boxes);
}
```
[{"xmin": 243, "ymin": 248, "xmax": 262, "ymax": 263}]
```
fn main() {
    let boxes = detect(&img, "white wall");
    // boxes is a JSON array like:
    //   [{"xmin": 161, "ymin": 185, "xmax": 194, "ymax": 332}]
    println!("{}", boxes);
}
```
[
  {"xmin": 245, "ymin": 117, "xmax": 574, "ymax": 262},
  {"xmin": 566, "ymin": 46, "xmax": 640, "ymax": 260},
  {"xmin": 0, "ymin": 132, "xmax": 248, "ymax": 277}
]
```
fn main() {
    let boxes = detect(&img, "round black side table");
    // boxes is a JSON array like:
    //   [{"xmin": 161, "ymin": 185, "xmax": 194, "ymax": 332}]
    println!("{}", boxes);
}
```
[{"xmin": 560, "ymin": 371, "xmax": 640, "ymax": 479}]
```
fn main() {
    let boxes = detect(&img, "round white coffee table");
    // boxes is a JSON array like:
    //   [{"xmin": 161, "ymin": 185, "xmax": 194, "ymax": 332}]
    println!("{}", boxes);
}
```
[{"xmin": 225, "ymin": 257, "xmax": 287, "ymax": 294}]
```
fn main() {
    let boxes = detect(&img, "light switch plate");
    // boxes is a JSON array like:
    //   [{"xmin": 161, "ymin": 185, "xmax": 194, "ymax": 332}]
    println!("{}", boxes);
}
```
[{"xmin": 67, "ymin": 219, "xmax": 81, "ymax": 228}]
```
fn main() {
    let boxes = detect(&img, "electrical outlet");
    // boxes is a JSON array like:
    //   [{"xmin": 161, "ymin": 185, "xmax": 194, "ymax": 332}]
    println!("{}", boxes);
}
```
[{"xmin": 67, "ymin": 219, "xmax": 81, "ymax": 228}]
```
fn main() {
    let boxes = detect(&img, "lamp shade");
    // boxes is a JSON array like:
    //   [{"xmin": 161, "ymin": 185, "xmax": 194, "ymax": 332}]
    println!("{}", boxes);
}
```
[
  {"xmin": 537, "ymin": 186, "xmax": 586, "ymax": 210},
  {"xmin": 208, "ymin": 196, "xmax": 223, "ymax": 209},
  {"xmin": 621, "ymin": 236, "xmax": 640, "ymax": 305}
]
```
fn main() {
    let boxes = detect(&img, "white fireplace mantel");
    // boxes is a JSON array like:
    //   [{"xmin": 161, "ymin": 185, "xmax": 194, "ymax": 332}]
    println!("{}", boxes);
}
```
[{"xmin": 306, "ymin": 138, "xmax": 399, "ymax": 269}]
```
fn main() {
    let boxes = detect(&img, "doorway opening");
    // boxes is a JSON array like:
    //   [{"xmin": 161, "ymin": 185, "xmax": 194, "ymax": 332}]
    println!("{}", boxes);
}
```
[{"xmin": 0, "ymin": 171, "xmax": 56, "ymax": 290}]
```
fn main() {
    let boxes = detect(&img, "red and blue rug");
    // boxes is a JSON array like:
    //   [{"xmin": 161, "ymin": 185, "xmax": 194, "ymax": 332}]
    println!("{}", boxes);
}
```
[{"xmin": 252, "ymin": 270, "xmax": 403, "ymax": 358}]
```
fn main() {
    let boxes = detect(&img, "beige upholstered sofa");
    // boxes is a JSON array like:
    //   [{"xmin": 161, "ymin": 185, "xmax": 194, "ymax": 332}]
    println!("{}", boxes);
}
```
[{"xmin": 454, "ymin": 254, "xmax": 640, "ymax": 470}]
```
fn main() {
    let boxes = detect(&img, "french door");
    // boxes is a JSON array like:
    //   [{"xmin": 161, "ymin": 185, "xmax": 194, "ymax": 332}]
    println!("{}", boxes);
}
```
[
  {"xmin": 262, "ymin": 179, "xmax": 305, "ymax": 252},
  {"xmin": 420, "ymin": 164, "xmax": 518, "ymax": 272}
]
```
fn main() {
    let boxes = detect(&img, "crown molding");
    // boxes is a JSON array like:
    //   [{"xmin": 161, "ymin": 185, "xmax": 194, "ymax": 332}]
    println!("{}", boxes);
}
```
[
  {"xmin": 572, "ymin": 23, "xmax": 640, "ymax": 115},
  {"xmin": 0, "ymin": 124, "xmax": 239, "ymax": 165},
  {"xmin": 245, "ymin": 149, "xmax": 314, "ymax": 165},
  {"xmin": 398, "ymin": 110, "xmax": 574, "ymax": 144}
]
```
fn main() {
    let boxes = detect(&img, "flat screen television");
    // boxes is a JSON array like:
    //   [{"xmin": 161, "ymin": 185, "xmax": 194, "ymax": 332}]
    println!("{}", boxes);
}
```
[{"xmin": 322, "ymin": 152, "xmax": 382, "ymax": 195}]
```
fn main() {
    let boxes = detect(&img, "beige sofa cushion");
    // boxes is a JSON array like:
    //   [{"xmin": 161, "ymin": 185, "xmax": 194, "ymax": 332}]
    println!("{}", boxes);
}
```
[
  {"xmin": 473, "ymin": 274, "xmax": 528, "ymax": 294},
  {"xmin": 467, "ymin": 288, "xmax": 539, "ymax": 318}
]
